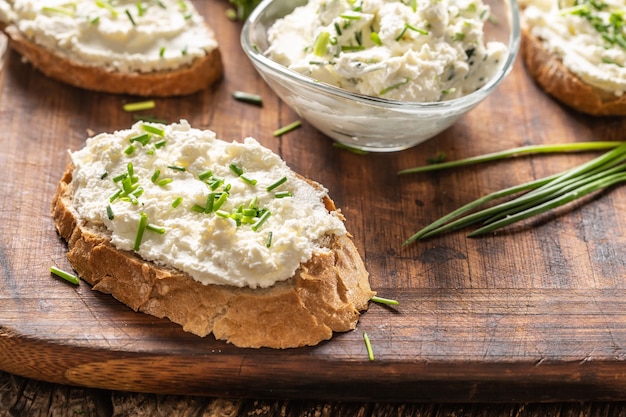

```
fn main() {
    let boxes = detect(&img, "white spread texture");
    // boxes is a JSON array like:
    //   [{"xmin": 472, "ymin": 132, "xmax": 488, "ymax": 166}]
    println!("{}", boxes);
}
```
[
  {"xmin": 69, "ymin": 120, "xmax": 347, "ymax": 288},
  {"xmin": 521, "ymin": 0, "xmax": 626, "ymax": 96},
  {"xmin": 0, "ymin": 0, "xmax": 218, "ymax": 73},
  {"xmin": 265, "ymin": 0, "xmax": 508, "ymax": 101}
]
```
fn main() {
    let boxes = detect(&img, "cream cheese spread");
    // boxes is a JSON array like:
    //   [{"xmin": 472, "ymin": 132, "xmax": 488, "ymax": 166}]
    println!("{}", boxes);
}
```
[
  {"xmin": 0, "ymin": 0, "xmax": 218, "ymax": 73},
  {"xmin": 522, "ymin": 0, "xmax": 626, "ymax": 96},
  {"xmin": 265, "ymin": 0, "xmax": 508, "ymax": 101},
  {"xmin": 69, "ymin": 120, "xmax": 347, "ymax": 288}
]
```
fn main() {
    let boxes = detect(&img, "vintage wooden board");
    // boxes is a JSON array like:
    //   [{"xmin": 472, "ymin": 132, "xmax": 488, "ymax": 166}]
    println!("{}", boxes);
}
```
[{"xmin": 2, "ymin": 0, "xmax": 626, "ymax": 403}]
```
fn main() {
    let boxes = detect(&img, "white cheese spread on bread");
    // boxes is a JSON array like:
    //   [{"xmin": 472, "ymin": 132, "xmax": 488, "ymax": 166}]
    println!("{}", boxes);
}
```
[
  {"xmin": 265, "ymin": 0, "xmax": 508, "ymax": 101},
  {"xmin": 69, "ymin": 120, "xmax": 347, "ymax": 289},
  {"xmin": 0, "ymin": 0, "xmax": 218, "ymax": 73},
  {"xmin": 521, "ymin": 0, "xmax": 626, "ymax": 96}
]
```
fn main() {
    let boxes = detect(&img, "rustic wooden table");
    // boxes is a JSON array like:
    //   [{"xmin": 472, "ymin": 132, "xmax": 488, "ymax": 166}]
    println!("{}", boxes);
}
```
[{"xmin": 2, "ymin": 0, "xmax": 626, "ymax": 415}]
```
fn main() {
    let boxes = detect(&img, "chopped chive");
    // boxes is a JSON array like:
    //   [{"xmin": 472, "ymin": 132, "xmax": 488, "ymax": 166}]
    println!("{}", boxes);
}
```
[
  {"xmin": 379, "ymin": 77, "xmax": 409, "ymax": 95},
  {"xmin": 251, "ymin": 210, "xmax": 271, "ymax": 231},
  {"xmin": 125, "ymin": 9, "xmax": 136, "ymax": 26},
  {"xmin": 213, "ymin": 192, "xmax": 229, "ymax": 211},
  {"xmin": 395, "ymin": 22, "xmax": 428, "ymax": 41},
  {"xmin": 151, "ymin": 169, "xmax": 161, "ymax": 183},
  {"xmin": 274, "ymin": 191, "xmax": 292, "ymax": 198},
  {"xmin": 141, "ymin": 124, "xmax": 165, "ymax": 136},
  {"xmin": 240, "ymin": 175, "xmax": 257, "ymax": 185},
  {"xmin": 371, "ymin": 295, "xmax": 399, "ymax": 305},
  {"xmin": 266, "ymin": 231, "xmax": 273, "ymax": 248},
  {"xmin": 95, "ymin": 0, "xmax": 118, "ymax": 17},
  {"xmin": 191, "ymin": 203, "xmax": 206, "ymax": 213},
  {"xmin": 232, "ymin": 91, "xmax": 263, "ymax": 106},
  {"xmin": 370, "ymin": 31, "xmax": 382, "ymax": 46},
  {"xmin": 146, "ymin": 224, "xmax": 166, "ymax": 234},
  {"xmin": 50, "ymin": 266, "xmax": 80, "ymax": 285},
  {"xmin": 340, "ymin": 12, "xmax": 361, "ymax": 19},
  {"xmin": 168, "ymin": 165, "xmax": 186, "ymax": 172},
  {"xmin": 154, "ymin": 140, "xmax": 167, "ymax": 148},
  {"xmin": 124, "ymin": 144, "xmax": 137, "ymax": 155},
  {"xmin": 313, "ymin": 31, "xmax": 331, "ymax": 56},
  {"xmin": 332, "ymin": 142, "xmax": 370, "ymax": 155},
  {"xmin": 130, "ymin": 133, "xmax": 151, "ymax": 145},
  {"xmin": 133, "ymin": 213, "xmax": 148, "ymax": 251},
  {"xmin": 106, "ymin": 205, "xmax": 115, "ymax": 220},
  {"xmin": 363, "ymin": 332, "xmax": 374, "ymax": 361},
  {"xmin": 100, "ymin": 171, "xmax": 109, "ymax": 180},
  {"xmin": 159, "ymin": 46, "xmax": 165, "ymax": 57},
  {"xmin": 112, "ymin": 173, "xmax": 128, "ymax": 182},
  {"xmin": 123, "ymin": 100, "xmax": 155, "ymax": 112},
  {"xmin": 172, "ymin": 197, "xmax": 183, "ymax": 208},
  {"xmin": 273, "ymin": 120, "xmax": 302, "ymax": 137},
  {"xmin": 157, "ymin": 178, "xmax": 173, "ymax": 186},
  {"xmin": 110, "ymin": 189, "xmax": 123, "ymax": 202},
  {"xmin": 266, "ymin": 176, "xmax": 287, "ymax": 191},
  {"xmin": 42, "ymin": 6, "xmax": 75, "ymax": 16},
  {"xmin": 229, "ymin": 163, "xmax": 244, "ymax": 176},
  {"xmin": 215, "ymin": 210, "xmax": 231, "ymax": 218},
  {"xmin": 198, "ymin": 169, "xmax": 213, "ymax": 181},
  {"xmin": 205, "ymin": 192, "xmax": 215, "ymax": 213}
]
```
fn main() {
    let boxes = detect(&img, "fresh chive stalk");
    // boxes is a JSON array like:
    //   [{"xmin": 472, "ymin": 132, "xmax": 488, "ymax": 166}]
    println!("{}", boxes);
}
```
[
  {"xmin": 142, "ymin": 124, "xmax": 165, "ymax": 136},
  {"xmin": 232, "ymin": 91, "xmax": 263, "ymax": 106},
  {"xmin": 371, "ymin": 295, "xmax": 399, "ymax": 305},
  {"xmin": 134, "ymin": 212, "xmax": 149, "ymax": 251},
  {"xmin": 50, "ymin": 266, "xmax": 80, "ymax": 285},
  {"xmin": 363, "ymin": 332, "xmax": 374, "ymax": 361},
  {"xmin": 123, "ymin": 100, "xmax": 155, "ymax": 112},
  {"xmin": 403, "ymin": 142, "xmax": 626, "ymax": 243},
  {"xmin": 266, "ymin": 176, "xmax": 287, "ymax": 191},
  {"xmin": 273, "ymin": 120, "xmax": 302, "ymax": 137}
]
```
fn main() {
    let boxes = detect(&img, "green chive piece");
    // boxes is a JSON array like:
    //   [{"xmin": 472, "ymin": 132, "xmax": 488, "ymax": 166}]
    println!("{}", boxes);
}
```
[
  {"xmin": 146, "ymin": 224, "xmax": 166, "ymax": 234},
  {"xmin": 125, "ymin": 9, "xmax": 136, "ymax": 26},
  {"xmin": 124, "ymin": 144, "xmax": 137, "ymax": 155},
  {"xmin": 134, "ymin": 213, "xmax": 149, "ymax": 251},
  {"xmin": 159, "ymin": 46, "xmax": 166, "ymax": 57},
  {"xmin": 273, "ymin": 120, "xmax": 302, "ymax": 137},
  {"xmin": 313, "ymin": 31, "xmax": 331, "ymax": 56},
  {"xmin": 332, "ymin": 142, "xmax": 370, "ymax": 155},
  {"xmin": 106, "ymin": 205, "xmax": 115, "ymax": 220},
  {"xmin": 266, "ymin": 231, "xmax": 273, "ymax": 248},
  {"xmin": 379, "ymin": 78, "xmax": 410, "ymax": 95},
  {"xmin": 151, "ymin": 169, "xmax": 161, "ymax": 183},
  {"xmin": 229, "ymin": 163, "xmax": 244, "ymax": 176},
  {"xmin": 191, "ymin": 204, "xmax": 206, "ymax": 213},
  {"xmin": 112, "ymin": 173, "xmax": 128, "ymax": 182},
  {"xmin": 172, "ymin": 197, "xmax": 183, "ymax": 208},
  {"xmin": 142, "ymin": 124, "xmax": 165, "ymax": 136},
  {"xmin": 205, "ymin": 192, "xmax": 215, "ymax": 213},
  {"xmin": 371, "ymin": 295, "xmax": 399, "ymax": 305},
  {"xmin": 42, "ymin": 6, "xmax": 75, "ymax": 16},
  {"xmin": 123, "ymin": 100, "xmax": 155, "ymax": 112},
  {"xmin": 100, "ymin": 171, "xmax": 109, "ymax": 180},
  {"xmin": 240, "ymin": 175, "xmax": 257, "ymax": 186},
  {"xmin": 363, "ymin": 332, "xmax": 374, "ymax": 361},
  {"xmin": 213, "ymin": 192, "xmax": 229, "ymax": 211},
  {"xmin": 130, "ymin": 133, "xmax": 151, "ymax": 146},
  {"xmin": 251, "ymin": 210, "xmax": 271, "ymax": 231},
  {"xmin": 198, "ymin": 169, "xmax": 213, "ymax": 181},
  {"xmin": 370, "ymin": 31, "xmax": 382, "ymax": 46},
  {"xmin": 157, "ymin": 178, "xmax": 173, "ymax": 187},
  {"xmin": 95, "ymin": 0, "xmax": 118, "ymax": 17},
  {"xmin": 50, "ymin": 266, "xmax": 80, "ymax": 285},
  {"xmin": 266, "ymin": 176, "xmax": 287, "ymax": 191},
  {"xmin": 110, "ymin": 189, "xmax": 123, "ymax": 203},
  {"xmin": 168, "ymin": 165, "xmax": 186, "ymax": 172},
  {"xmin": 232, "ymin": 91, "xmax": 263, "ymax": 106},
  {"xmin": 274, "ymin": 191, "xmax": 292, "ymax": 198},
  {"xmin": 154, "ymin": 140, "xmax": 167, "ymax": 148}
]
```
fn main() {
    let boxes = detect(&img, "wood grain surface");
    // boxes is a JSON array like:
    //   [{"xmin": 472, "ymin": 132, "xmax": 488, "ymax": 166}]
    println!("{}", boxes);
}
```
[{"xmin": 2, "ymin": 0, "xmax": 626, "ymax": 405}]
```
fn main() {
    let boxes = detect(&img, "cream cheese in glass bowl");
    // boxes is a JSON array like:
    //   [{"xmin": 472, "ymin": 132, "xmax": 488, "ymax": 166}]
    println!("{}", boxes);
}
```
[{"xmin": 241, "ymin": 0, "xmax": 520, "ymax": 152}]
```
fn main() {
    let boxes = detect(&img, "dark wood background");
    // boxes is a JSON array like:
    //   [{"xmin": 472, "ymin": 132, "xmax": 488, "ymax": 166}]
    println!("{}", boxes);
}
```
[{"xmin": 2, "ymin": 0, "xmax": 626, "ymax": 415}]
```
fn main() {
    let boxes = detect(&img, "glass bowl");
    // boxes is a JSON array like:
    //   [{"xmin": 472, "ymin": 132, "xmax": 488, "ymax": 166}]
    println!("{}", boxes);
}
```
[{"xmin": 241, "ymin": 0, "xmax": 521, "ymax": 152}]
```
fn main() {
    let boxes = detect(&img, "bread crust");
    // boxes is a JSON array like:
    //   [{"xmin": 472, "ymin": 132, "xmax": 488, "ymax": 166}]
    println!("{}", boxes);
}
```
[
  {"xmin": 52, "ymin": 164, "xmax": 374, "ymax": 349},
  {"xmin": 521, "ymin": 28, "xmax": 626, "ymax": 116},
  {"xmin": 3, "ymin": 25, "xmax": 223, "ymax": 97}
]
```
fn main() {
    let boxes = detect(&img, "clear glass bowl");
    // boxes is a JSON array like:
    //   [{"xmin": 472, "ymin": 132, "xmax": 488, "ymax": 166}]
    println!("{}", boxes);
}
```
[{"xmin": 241, "ymin": 0, "xmax": 521, "ymax": 152}]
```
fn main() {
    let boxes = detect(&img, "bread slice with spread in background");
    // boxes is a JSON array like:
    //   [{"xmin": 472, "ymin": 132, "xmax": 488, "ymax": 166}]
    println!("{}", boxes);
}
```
[
  {"xmin": 520, "ymin": 0, "xmax": 626, "ymax": 116},
  {"xmin": 0, "ymin": 0, "xmax": 222, "ymax": 96},
  {"xmin": 51, "ymin": 120, "xmax": 374, "ymax": 349}
]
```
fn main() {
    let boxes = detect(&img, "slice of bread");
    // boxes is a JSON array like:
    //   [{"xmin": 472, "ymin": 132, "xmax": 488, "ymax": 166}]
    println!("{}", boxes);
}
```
[
  {"xmin": 521, "ymin": 29, "xmax": 626, "ymax": 116},
  {"xmin": 0, "ymin": 1, "xmax": 222, "ymax": 96},
  {"xmin": 51, "ymin": 124, "xmax": 374, "ymax": 349}
]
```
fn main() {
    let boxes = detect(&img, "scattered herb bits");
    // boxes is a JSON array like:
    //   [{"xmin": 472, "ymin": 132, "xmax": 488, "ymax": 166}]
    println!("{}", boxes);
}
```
[
  {"xmin": 232, "ymin": 91, "xmax": 263, "ymax": 106},
  {"xmin": 123, "ymin": 100, "xmax": 155, "ymax": 112},
  {"xmin": 50, "ymin": 266, "xmax": 80, "ymax": 285},
  {"xmin": 273, "ymin": 120, "xmax": 302, "ymax": 137}
]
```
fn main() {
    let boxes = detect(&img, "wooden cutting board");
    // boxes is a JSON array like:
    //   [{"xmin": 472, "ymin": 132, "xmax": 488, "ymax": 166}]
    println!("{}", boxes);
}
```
[{"xmin": 2, "ymin": 0, "xmax": 626, "ymax": 403}]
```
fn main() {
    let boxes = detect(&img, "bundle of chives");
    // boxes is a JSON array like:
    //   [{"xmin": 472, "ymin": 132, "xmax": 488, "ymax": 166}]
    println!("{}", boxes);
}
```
[{"xmin": 400, "ymin": 141, "xmax": 626, "ymax": 244}]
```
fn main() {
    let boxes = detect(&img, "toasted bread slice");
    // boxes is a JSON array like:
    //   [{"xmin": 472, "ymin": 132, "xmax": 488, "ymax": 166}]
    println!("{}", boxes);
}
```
[
  {"xmin": 1, "ymin": 1, "xmax": 222, "ymax": 96},
  {"xmin": 521, "ymin": 29, "xmax": 626, "ymax": 116},
  {"xmin": 51, "ymin": 125, "xmax": 374, "ymax": 348}
]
